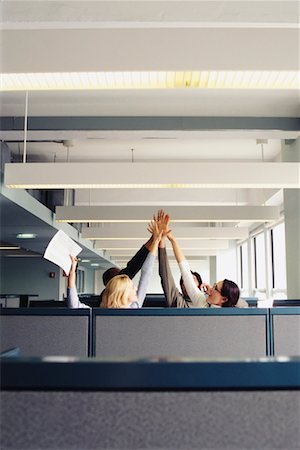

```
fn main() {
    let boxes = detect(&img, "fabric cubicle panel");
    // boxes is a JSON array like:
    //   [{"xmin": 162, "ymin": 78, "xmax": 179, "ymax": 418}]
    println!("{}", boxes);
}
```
[
  {"xmin": 271, "ymin": 307, "xmax": 300, "ymax": 356},
  {"xmin": 0, "ymin": 309, "xmax": 91, "ymax": 357},
  {"xmin": 3, "ymin": 390, "xmax": 299, "ymax": 450},
  {"xmin": 2, "ymin": 357, "xmax": 299, "ymax": 450},
  {"xmin": 93, "ymin": 309, "xmax": 269, "ymax": 358}
]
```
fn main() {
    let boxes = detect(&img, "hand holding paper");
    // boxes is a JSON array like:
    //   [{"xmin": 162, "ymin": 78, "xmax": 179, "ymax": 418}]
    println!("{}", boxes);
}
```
[{"xmin": 44, "ymin": 230, "xmax": 82, "ymax": 275}]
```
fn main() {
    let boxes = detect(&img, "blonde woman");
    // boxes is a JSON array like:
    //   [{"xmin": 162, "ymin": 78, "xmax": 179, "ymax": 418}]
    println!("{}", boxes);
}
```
[{"xmin": 67, "ymin": 219, "xmax": 162, "ymax": 309}]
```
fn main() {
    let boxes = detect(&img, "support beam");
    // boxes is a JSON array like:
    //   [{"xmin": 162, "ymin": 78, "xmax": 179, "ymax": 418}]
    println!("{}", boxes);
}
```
[
  {"xmin": 82, "ymin": 224, "xmax": 248, "ymax": 240},
  {"xmin": 95, "ymin": 239, "xmax": 229, "ymax": 250},
  {"xmin": 55, "ymin": 205, "xmax": 280, "ymax": 223},
  {"xmin": 1, "ymin": 116, "xmax": 299, "ymax": 132}
]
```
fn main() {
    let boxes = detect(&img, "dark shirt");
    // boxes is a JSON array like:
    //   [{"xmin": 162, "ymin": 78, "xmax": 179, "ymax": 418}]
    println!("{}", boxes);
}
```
[
  {"xmin": 99, "ymin": 244, "xmax": 150, "ymax": 304},
  {"xmin": 158, "ymin": 247, "xmax": 193, "ymax": 308}
]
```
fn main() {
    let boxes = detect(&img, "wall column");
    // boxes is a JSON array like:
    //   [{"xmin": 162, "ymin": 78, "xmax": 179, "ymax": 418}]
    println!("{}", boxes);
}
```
[
  {"xmin": 281, "ymin": 138, "xmax": 300, "ymax": 298},
  {"xmin": 209, "ymin": 256, "xmax": 216, "ymax": 285}
]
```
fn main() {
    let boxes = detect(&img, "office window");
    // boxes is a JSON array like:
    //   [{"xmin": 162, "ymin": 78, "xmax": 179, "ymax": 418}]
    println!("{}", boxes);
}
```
[
  {"xmin": 271, "ymin": 222, "xmax": 287, "ymax": 294},
  {"xmin": 240, "ymin": 242, "xmax": 249, "ymax": 291},
  {"xmin": 252, "ymin": 232, "xmax": 266, "ymax": 298},
  {"xmin": 76, "ymin": 269, "xmax": 85, "ymax": 293}
]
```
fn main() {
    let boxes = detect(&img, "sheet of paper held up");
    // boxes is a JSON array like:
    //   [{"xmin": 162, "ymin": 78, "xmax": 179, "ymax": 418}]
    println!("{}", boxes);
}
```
[{"xmin": 44, "ymin": 230, "xmax": 82, "ymax": 275}]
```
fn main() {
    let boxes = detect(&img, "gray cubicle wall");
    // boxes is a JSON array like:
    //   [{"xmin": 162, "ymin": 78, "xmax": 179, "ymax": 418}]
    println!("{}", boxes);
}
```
[
  {"xmin": 2, "ymin": 357, "xmax": 300, "ymax": 450},
  {"xmin": 93, "ymin": 309, "xmax": 270, "ymax": 358},
  {"xmin": 0, "ymin": 309, "xmax": 91, "ymax": 357},
  {"xmin": 271, "ymin": 307, "xmax": 300, "ymax": 356}
]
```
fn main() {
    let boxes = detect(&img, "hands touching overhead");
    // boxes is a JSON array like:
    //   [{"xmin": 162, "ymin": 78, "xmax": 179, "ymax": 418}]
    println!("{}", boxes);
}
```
[
  {"xmin": 155, "ymin": 209, "xmax": 173, "ymax": 247},
  {"xmin": 146, "ymin": 214, "xmax": 165, "ymax": 255}
]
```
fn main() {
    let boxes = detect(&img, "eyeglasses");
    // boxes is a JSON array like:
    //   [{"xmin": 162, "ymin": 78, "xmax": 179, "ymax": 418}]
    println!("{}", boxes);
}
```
[{"xmin": 212, "ymin": 283, "xmax": 221, "ymax": 294}]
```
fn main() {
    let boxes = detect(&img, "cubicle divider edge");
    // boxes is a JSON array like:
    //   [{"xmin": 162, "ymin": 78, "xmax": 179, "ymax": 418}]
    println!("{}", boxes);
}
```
[
  {"xmin": 0, "ymin": 308, "xmax": 91, "ymax": 357},
  {"xmin": 91, "ymin": 308, "xmax": 270, "ymax": 358},
  {"xmin": 269, "ymin": 307, "xmax": 300, "ymax": 357},
  {"xmin": 2, "ymin": 307, "xmax": 300, "ymax": 358}
]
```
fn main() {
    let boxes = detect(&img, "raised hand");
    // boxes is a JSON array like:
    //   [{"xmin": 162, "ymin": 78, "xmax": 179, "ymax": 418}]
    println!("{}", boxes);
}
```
[
  {"xmin": 69, "ymin": 255, "xmax": 78, "ymax": 274},
  {"xmin": 147, "ymin": 219, "xmax": 163, "ymax": 242},
  {"xmin": 156, "ymin": 209, "xmax": 172, "ymax": 238},
  {"xmin": 68, "ymin": 255, "xmax": 78, "ymax": 288}
]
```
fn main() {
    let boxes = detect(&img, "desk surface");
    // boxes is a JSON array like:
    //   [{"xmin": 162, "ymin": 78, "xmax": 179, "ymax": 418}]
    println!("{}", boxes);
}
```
[
  {"xmin": 0, "ymin": 294, "xmax": 38, "ymax": 297},
  {"xmin": 1, "ymin": 356, "xmax": 299, "ymax": 391},
  {"xmin": 0, "ymin": 294, "xmax": 38, "ymax": 308}
]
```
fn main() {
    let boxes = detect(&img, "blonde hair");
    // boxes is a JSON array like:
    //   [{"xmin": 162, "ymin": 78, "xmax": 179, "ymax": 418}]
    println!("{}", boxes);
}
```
[{"xmin": 101, "ymin": 274, "xmax": 134, "ymax": 308}]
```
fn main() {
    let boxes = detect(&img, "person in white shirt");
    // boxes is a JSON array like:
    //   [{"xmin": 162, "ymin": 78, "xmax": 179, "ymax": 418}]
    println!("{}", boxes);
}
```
[
  {"xmin": 67, "ymin": 219, "xmax": 163, "ymax": 309},
  {"xmin": 158, "ymin": 210, "xmax": 247, "ymax": 308}
]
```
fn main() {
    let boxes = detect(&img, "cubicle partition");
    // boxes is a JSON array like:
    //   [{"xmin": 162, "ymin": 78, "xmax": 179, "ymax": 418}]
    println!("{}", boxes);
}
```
[
  {"xmin": 270, "ymin": 307, "xmax": 300, "ymax": 357},
  {"xmin": 0, "ymin": 309, "xmax": 91, "ymax": 357},
  {"xmin": 92, "ymin": 308, "xmax": 270, "ymax": 358},
  {"xmin": 2, "ymin": 307, "xmax": 300, "ymax": 359},
  {"xmin": 1, "ymin": 356, "xmax": 300, "ymax": 450}
]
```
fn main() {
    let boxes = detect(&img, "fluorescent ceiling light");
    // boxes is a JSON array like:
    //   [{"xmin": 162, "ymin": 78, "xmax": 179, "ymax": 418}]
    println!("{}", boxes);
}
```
[
  {"xmin": 0, "ymin": 246, "xmax": 20, "ymax": 250},
  {"xmin": 55, "ymin": 205, "xmax": 280, "ymax": 223},
  {"xmin": 5, "ymin": 162, "xmax": 300, "ymax": 190},
  {"xmin": 5, "ymin": 255, "xmax": 42, "ymax": 258},
  {"xmin": 1, "ymin": 71, "xmax": 299, "ymax": 91},
  {"xmin": 16, "ymin": 233, "xmax": 37, "ymax": 239},
  {"xmin": 81, "ymin": 224, "xmax": 248, "ymax": 240},
  {"xmin": 81, "ymin": 259, "xmax": 91, "ymax": 263},
  {"xmin": 91, "ymin": 263, "xmax": 100, "ymax": 267}
]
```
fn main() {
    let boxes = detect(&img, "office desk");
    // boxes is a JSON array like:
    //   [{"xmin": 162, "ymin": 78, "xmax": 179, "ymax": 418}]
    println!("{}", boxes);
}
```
[{"xmin": 0, "ymin": 294, "xmax": 38, "ymax": 307}]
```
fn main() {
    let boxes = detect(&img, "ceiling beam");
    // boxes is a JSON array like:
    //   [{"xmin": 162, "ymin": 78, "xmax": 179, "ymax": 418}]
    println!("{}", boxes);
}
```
[
  {"xmin": 82, "ymin": 224, "xmax": 248, "ymax": 240},
  {"xmin": 1, "ymin": 116, "xmax": 299, "ymax": 132},
  {"xmin": 3, "ymin": 1, "xmax": 298, "ymax": 30},
  {"xmin": 2, "ymin": 28, "xmax": 298, "ymax": 73},
  {"xmin": 54, "ymin": 205, "xmax": 280, "ymax": 223},
  {"xmin": 75, "ymin": 188, "xmax": 279, "ymax": 207},
  {"xmin": 95, "ymin": 239, "xmax": 229, "ymax": 250},
  {"xmin": 108, "ymin": 249, "xmax": 219, "ymax": 258}
]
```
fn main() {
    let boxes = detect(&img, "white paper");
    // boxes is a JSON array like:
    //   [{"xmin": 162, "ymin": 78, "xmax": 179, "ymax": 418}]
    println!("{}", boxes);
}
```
[{"xmin": 44, "ymin": 230, "xmax": 82, "ymax": 275}]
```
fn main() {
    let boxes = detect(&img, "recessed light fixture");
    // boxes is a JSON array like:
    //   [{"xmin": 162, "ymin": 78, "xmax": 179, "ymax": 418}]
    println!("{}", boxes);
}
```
[
  {"xmin": 16, "ymin": 233, "xmax": 37, "ymax": 239},
  {"xmin": 5, "ymin": 162, "xmax": 300, "ymax": 190},
  {"xmin": 81, "ymin": 259, "xmax": 91, "ymax": 263},
  {"xmin": 0, "ymin": 246, "xmax": 20, "ymax": 250},
  {"xmin": 1, "ymin": 71, "xmax": 299, "ymax": 91},
  {"xmin": 91, "ymin": 263, "xmax": 100, "ymax": 267}
]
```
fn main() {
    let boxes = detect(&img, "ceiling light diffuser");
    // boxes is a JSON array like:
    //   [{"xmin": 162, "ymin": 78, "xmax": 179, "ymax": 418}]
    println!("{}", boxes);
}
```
[
  {"xmin": 4, "ymin": 162, "xmax": 300, "ymax": 190},
  {"xmin": 1, "ymin": 71, "xmax": 299, "ymax": 91},
  {"xmin": 0, "ymin": 246, "xmax": 20, "ymax": 250}
]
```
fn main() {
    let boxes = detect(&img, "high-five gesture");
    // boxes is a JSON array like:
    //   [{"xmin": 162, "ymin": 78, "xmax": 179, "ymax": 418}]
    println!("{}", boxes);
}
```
[
  {"xmin": 156, "ymin": 209, "xmax": 171, "ymax": 238},
  {"xmin": 146, "ymin": 215, "xmax": 163, "ymax": 254},
  {"xmin": 147, "ymin": 219, "xmax": 163, "ymax": 243}
]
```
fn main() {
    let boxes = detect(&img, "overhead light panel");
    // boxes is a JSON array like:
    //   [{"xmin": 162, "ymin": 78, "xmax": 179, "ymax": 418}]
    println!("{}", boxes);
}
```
[
  {"xmin": 0, "ymin": 246, "xmax": 20, "ymax": 250},
  {"xmin": 1, "ymin": 71, "xmax": 299, "ymax": 91},
  {"xmin": 5, "ymin": 162, "xmax": 300, "ymax": 189},
  {"xmin": 16, "ymin": 233, "xmax": 37, "ymax": 239}
]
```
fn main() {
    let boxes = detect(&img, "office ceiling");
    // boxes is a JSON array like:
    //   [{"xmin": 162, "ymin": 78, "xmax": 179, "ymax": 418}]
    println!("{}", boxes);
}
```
[{"xmin": 0, "ymin": 0, "xmax": 299, "ymax": 267}]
